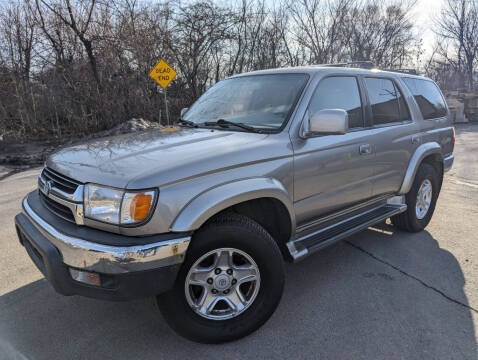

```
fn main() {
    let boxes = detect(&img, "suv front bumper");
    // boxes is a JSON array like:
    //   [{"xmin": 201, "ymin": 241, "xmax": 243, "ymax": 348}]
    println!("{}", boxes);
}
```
[{"xmin": 14, "ymin": 191, "xmax": 191, "ymax": 301}]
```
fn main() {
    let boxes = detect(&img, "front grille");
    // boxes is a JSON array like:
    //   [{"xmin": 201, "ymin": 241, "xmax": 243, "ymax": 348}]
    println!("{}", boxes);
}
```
[
  {"xmin": 42, "ymin": 167, "xmax": 80, "ymax": 194},
  {"xmin": 38, "ymin": 167, "xmax": 82, "ymax": 224},
  {"xmin": 39, "ymin": 191, "xmax": 76, "ymax": 223}
]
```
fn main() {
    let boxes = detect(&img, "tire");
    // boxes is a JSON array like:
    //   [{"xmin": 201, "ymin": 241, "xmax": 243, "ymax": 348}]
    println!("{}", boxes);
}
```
[
  {"xmin": 157, "ymin": 213, "xmax": 285, "ymax": 343},
  {"xmin": 391, "ymin": 163, "xmax": 440, "ymax": 232}
]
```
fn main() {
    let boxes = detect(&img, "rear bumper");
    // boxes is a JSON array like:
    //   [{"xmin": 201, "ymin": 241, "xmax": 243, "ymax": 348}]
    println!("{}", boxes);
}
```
[
  {"xmin": 15, "ymin": 191, "xmax": 191, "ymax": 301},
  {"xmin": 444, "ymin": 154, "xmax": 454, "ymax": 172}
]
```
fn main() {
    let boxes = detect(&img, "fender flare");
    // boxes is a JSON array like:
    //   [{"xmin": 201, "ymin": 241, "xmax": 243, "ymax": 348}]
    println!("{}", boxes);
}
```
[
  {"xmin": 170, "ymin": 177, "xmax": 295, "ymax": 234},
  {"xmin": 399, "ymin": 142, "xmax": 443, "ymax": 194}
]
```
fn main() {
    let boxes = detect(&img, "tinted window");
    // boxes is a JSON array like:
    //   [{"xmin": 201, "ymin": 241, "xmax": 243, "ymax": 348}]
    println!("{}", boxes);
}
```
[
  {"xmin": 308, "ymin": 76, "xmax": 363, "ymax": 128},
  {"xmin": 365, "ymin": 78, "xmax": 402, "ymax": 125},
  {"xmin": 402, "ymin": 78, "xmax": 447, "ymax": 119}
]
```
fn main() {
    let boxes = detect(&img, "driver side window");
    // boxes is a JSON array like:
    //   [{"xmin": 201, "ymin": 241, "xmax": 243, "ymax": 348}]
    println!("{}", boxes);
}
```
[{"xmin": 308, "ymin": 76, "xmax": 364, "ymax": 129}]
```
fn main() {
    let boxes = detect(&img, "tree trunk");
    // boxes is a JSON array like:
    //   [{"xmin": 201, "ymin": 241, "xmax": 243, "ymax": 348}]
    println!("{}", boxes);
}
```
[{"xmin": 81, "ymin": 37, "xmax": 101, "ymax": 89}]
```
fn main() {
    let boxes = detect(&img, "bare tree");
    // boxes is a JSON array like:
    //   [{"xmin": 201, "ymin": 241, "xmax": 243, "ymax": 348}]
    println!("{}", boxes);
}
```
[
  {"xmin": 434, "ymin": 0, "xmax": 478, "ymax": 90},
  {"xmin": 165, "ymin": 1, "xmax": 233, "ymax": 99},
  {"xmin": 35, "ymin": 0, "xmax": 102, "ymax": 86},
  {"xmin": 0, "ymin": 1, "xmax": 38, "ymax": 136},
  {"xmin": 0, "ymin": 1, "xmax": 36, "ymax": 80},
  {"xmin": 289, "ymin": 0, "xmax": 351, "ymax": 64},
  {"xmin": 0, "ymin": 0, "xmax": 428, "ymax": 142},
  {"xmin": 344, "ymin": 0, "xmax": 417, "ymax": 68}
]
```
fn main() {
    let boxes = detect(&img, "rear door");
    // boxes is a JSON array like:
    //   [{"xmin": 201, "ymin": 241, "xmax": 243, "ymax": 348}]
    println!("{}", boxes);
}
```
[
  {"xmin": 292, "ymin": 75, "xmax": 375, "ymax": 226},
  {"xmin": 401, "ymin": 77, "xmax": 454, "ymax": 156},
  {"xmin": 362, "ymin": 76, "xmax": 419, "ymax": 196}
]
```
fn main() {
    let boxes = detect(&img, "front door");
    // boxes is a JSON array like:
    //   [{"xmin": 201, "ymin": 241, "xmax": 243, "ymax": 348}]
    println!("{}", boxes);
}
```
[{"xmin": 292, "ymin": 75, "xmax": 376, "ymax": 227}]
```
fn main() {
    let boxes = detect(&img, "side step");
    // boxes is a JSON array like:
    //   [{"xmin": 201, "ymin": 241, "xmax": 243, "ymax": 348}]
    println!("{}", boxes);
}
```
[{"xmin": 288, "ymin": 203, "xmax": 407, "ymax": 261}]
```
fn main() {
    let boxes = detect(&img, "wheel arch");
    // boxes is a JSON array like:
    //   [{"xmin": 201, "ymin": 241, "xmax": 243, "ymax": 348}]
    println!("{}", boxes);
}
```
[
  {"xmin": 170, "ymin": 178, "xmax": 295, "ymax": 254},
  {"xmin": 399, "ymin": 142, "xmax": 443, "ymax": 194}
]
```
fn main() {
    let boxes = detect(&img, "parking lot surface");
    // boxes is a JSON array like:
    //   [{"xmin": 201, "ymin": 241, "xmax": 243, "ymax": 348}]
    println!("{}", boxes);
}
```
[{"xmin": 0, "ymin": 125, "xmax": 477, "ymax": 360}]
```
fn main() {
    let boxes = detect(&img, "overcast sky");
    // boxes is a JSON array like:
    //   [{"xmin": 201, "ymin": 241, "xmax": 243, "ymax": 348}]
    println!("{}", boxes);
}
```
[{"xmin": 412, "ymin": 0, "xmax": 445, "ymax": 56}]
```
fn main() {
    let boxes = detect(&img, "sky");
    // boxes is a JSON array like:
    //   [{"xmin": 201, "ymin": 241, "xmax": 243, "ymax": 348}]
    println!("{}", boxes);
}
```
[{"xmin": 411, "ymin": 0, "xmax": 446, "ymax": 57}]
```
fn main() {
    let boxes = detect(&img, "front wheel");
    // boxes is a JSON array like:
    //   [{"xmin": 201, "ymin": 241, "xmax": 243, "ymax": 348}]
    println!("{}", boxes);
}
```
[
  {"xmin": 391, "ymin": 162, "xmax": 440, "ymax": 232},
  {"xmin": 157, "ymin": 213, "xmax": 284, "ymax": 343}
]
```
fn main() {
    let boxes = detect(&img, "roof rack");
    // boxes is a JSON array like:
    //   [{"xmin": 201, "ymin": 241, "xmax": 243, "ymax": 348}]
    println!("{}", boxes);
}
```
[
  {"xmin": 316, "ymin": 62, "xmax": 419, "ymax": 75},
  {"xmin": 382, "ymin": 68, "xmax": 418, "ymax": 75},
  {"xmin": 318, "ymin": 61, "xmax": 375, "ymax": 69}
]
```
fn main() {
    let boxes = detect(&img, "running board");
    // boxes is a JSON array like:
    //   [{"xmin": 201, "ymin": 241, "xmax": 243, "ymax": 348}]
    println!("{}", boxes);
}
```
[{"xmin": 287, "ymin": 203, "xmax": 407, "ymax": 262}]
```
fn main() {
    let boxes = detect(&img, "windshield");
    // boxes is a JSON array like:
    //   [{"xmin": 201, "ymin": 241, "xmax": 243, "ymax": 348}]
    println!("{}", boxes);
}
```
[{"xmin": 183, "ymin": 74, "xmax": 308, "ymax": 130}]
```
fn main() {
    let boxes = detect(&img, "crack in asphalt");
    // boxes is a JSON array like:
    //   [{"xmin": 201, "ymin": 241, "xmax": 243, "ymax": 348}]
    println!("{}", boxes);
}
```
[{"xmin": 345, "ymin": 240, "xmax": 478, "ymax": 314}]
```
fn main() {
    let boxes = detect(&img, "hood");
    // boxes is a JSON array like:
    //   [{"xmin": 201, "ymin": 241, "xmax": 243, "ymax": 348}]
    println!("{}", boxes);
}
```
[{"xmin": 47, "ymin": 127, "xmax": 280, "ymax": 189}]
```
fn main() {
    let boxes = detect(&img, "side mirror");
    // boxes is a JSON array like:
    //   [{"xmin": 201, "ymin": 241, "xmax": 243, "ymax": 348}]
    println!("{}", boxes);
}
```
[
  {"xmin": 303, "ymin": 109, "xmax": 348, "ymax": 138},
  {"xmin": 180, "ymin": 108, "xmax": 189, "ymax": 117}
]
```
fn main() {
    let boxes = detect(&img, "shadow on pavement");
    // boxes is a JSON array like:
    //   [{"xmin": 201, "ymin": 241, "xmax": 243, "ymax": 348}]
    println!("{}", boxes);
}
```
[{"xmin": 0, "ymin": 225, "xmax": 476, "ymax": 360}]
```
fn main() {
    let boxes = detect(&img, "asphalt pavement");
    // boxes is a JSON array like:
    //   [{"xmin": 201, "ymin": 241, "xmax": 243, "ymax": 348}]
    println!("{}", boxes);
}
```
[{"xmin": 0, "ymin": 124, "xmax": 477, "ymax": 360}]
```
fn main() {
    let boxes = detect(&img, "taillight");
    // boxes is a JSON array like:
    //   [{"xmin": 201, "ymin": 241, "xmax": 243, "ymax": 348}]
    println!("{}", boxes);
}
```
[{"xmin": 452, "ymin": 126, "xmax": 455, "ymax": 149}]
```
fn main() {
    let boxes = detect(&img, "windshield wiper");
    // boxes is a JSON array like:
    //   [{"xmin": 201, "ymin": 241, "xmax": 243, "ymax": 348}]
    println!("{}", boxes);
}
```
[
  {"xmin": 177, "ymin": 118, "xmax": 198, "ymax": 127},
  {"xmin": 203, "ymin": 119, "xmax": 262, "ymax": 133}
]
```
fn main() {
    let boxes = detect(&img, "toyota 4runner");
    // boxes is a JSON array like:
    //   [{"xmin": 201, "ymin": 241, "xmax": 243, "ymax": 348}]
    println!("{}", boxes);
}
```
[{"xmin": 15, "ymin": 66, "xmax": 454, "ymax": 343}]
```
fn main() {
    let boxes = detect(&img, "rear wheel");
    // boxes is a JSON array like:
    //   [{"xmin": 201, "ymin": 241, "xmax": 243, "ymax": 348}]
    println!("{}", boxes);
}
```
[
  {"xmin": 391, "ymin": 163, "xmax": 440, "ymax": 232},
  {"xmin": 157, "ymin": 213, "xmax": 284, "ymax": 343}
]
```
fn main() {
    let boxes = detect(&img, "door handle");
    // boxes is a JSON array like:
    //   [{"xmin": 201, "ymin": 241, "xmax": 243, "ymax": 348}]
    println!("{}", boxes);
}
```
[
  {"xmin": 359, "ymin": 144, "xmax": 372, "ymax": 155},
  {"xmin": 411, "ymin": 135, "xmax": 420, "ymax": 144}
]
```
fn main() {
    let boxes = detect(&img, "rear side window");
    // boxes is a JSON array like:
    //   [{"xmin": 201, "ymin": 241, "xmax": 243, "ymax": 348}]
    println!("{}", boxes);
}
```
[
  {"xmin": 402, "ymin": 78, "xmax": 447, "ymax": 119},
  {"xmin": 364, "ymin": 77, "xmax": 409, "ymax": 125},
  {"xmin": 308, "ymin": 76, "xmax": 363, "ymax": 128}
]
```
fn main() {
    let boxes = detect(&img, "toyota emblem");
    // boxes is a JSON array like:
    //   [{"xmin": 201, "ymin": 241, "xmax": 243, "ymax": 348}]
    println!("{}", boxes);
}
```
[{"xmin": 43, "ymin": 180, "xmax": 52, "ymax": 196}]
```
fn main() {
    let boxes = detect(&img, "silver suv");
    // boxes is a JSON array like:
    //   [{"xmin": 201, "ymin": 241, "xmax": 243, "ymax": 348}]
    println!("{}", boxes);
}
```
[{"xmin": 15, "ymin": 66, "xmax": 454, "ymax": 343}]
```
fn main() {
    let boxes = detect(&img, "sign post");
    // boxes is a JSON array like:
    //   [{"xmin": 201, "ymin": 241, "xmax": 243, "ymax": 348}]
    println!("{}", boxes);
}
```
[
  {"xmin": 164, "ymin": 88, "xmax": 170, "ymax": 125},
  {"xmin": 149, "ymin": 59, "xmax": 177, "ymax": 126}
]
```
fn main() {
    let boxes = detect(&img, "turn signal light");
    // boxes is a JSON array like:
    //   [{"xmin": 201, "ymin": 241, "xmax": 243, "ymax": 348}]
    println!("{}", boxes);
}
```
[
  {"xmin": 130, "ymin": 193, "xmax": 153, "ymax": 221},
  {"xmin": 120, "ymin": 190, "xmax": 156, "ymax": 225}
]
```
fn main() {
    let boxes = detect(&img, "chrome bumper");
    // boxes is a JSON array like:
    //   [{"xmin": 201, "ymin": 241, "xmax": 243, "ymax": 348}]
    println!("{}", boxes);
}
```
[
  {"xmin": 22, "ymin": 197, "xmax": 190, "ymax": 274},
  {"xmin": 444, "ymin": 154, "xmax": 454, "ymax": 172}
]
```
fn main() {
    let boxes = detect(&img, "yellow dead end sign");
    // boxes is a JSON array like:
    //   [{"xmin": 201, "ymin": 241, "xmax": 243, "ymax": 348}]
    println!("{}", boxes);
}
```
[
  {"xmin": 149, "ymin": 59, "xmax": 177, "ymax": 125},
  {"xmin": 149, "ymin": 59, "xmax": 177, "ymax": 89}
]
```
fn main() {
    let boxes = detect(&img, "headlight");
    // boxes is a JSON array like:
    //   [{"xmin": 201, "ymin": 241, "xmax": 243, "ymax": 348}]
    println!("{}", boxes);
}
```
[
  {"xmin": 84, "ymin": 184, "xmax": 123, "ymax": 224},
  {"xmin": 84, "ymin": 184, "xmax": 157, "ymax": 225}
]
